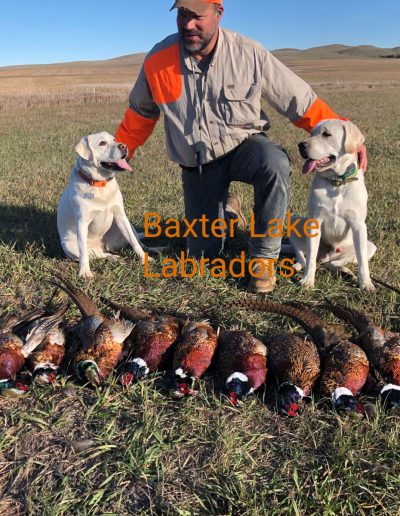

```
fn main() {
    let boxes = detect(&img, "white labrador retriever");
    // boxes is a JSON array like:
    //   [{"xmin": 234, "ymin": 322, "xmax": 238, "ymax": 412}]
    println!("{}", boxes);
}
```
[
  {"xmin": 289, "ymin": 119, "xmax": 376, "ymax": 291},
  {"xmin": 57, "ymin": 132, "xmax": 148, "ymax": 278}
]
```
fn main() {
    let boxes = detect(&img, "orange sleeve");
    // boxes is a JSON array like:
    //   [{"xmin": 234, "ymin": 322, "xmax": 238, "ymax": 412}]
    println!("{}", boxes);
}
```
[
  {"xmin": 293, "ymin": 97, "xmax": 348, "ymax": 133},
  {"xmin": 115, "ymin": 107, "xmax": 159, "ymax": 159}
]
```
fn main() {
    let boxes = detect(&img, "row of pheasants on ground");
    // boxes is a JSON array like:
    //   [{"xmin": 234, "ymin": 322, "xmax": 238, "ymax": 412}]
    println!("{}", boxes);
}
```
[{"xmin": 0, "ymin": 274, "xmax": 399, "ymax": 416}]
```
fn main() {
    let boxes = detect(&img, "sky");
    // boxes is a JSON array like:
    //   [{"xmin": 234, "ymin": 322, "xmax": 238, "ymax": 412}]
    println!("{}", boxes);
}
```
[{"xmin": 1, "ymin": 0, "xmax": 399, "ymax": 67}]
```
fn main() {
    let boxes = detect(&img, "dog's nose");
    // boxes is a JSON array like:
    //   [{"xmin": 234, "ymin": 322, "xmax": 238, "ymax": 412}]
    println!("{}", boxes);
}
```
[
  {"xmin": 118, "ymin": 143, "xmax": 127, "ymax": 152},
  {"xmin": 298, "ymin": 141, "xmax": 308, "ymax": 159}
]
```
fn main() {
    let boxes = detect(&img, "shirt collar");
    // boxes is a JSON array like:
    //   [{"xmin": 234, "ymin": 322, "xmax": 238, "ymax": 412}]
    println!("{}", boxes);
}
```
[{"xmin": 182, "ymin": 27, "xmax": 222, "ymax": 72}]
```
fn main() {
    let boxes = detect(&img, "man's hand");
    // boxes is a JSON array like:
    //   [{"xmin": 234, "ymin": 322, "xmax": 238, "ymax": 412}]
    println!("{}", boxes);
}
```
[{"xmin": 357, "ymin": 144, "xmax": 368, "ymax": 174}]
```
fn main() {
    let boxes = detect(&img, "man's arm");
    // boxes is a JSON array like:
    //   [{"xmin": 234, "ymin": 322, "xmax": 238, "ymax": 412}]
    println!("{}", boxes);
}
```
[
  {"xmin": 260, "ymin": 50, "xmax": 367, "ymax": 171},
  {"xmin": 115, "ymin": 67, "xmax": 161, "ymax": 159},
  {"xmin": 260, "ymin": 50, "xmax": 345, "ymax": 131}
]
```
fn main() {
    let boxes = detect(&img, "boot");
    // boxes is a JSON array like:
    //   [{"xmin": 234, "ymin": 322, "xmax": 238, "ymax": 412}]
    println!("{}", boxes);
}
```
[
  {"xmin": 225, "ymin": 194, "xmax": 247, "ymax": 230},
  {"xmin": 247, "ymin": 258, "xmax": 277, "ymax": 293}
]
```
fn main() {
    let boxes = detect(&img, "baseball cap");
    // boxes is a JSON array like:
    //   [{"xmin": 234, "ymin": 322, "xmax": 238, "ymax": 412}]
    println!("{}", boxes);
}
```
[{"xmin": 170, "ymin": 0, "xmax": 222, "ymax": 16}]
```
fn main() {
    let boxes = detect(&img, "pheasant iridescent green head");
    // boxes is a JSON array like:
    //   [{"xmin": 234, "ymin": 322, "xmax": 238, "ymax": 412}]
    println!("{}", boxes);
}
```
[
  {"xmin": 278, "ymin": 382, "xmax": 304, "ymax": 417},
  {"xmin": 76, "ymin": 360, "xmax": 101, "ymax": 386},
  {"xmin": 0, "ymin": 379, "xmax": 29, "ymax": 398}
]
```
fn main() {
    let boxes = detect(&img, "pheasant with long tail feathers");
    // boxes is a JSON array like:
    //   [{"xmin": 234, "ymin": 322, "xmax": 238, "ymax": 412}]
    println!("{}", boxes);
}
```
[
  {"xmin": 51, "ymin": 275, "xmax": 134, "ymax": 386},
  {"xmin": 227, "ymin": 299, "xmax": 369, "ymax": 414},
  {"xmin": 321, "ymin": 301, "xmax": 400, "ymax": 410}
]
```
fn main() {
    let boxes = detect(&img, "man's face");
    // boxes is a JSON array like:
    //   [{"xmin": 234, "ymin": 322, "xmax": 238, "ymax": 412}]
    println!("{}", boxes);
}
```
[{"xmin": 177, "ymin": 5, "xmax": 221, "ymax": 54}]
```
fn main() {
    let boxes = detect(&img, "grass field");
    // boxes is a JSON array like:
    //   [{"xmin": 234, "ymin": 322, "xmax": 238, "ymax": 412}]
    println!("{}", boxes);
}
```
[{"xmin": 0, "ymin": 77, "xmax": 400, "ymax": 514}]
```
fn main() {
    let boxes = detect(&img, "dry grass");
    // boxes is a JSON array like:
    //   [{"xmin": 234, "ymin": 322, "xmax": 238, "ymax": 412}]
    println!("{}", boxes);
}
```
[
  {"xmin": 1, "ymin": 52, "xmax": 400, "ymax": 94},
  {"xmin": 0, "ymin": 74, "xmax": 399, "ymax": 514}
]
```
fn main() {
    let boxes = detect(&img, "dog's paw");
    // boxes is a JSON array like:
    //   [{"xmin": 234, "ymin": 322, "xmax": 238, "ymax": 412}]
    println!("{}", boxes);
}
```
[
  {"xmin": 293, "ymin": 262, "xmax": 303, "ymax": 273},
  {"xmin": 139, "ymin": 254, "xmax": 153, "ymax": 265},
  {"xmin": 104, "ymin": 254, "xmax": 120, "ymax": 263},
  {"xmin": 79, "ymin": 266, "xmax": 94, "ymax": 279},
  {"xmin": 360, "ymin": 280, "xmax": 376, "ymax": 292},
  {"xmin": 298, "ymin": 276, "xmax": 315, "ymax": 289}
]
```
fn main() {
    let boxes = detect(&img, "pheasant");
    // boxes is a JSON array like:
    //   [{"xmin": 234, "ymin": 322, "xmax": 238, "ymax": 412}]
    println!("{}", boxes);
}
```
[
  {"xmin": 119, "ymin": 317, "xmax": 182, "ymax": 385},
  {"xmin": 170, "ymin": 321, "xmax": 218, "ymax": 397},
  {"xmin": 267, "ymin": 333, "xmax": 320, "ymax": 416},
  {"xmin": 101, "ymin": 297, "xmax": 185, "ymax": 385},
  {"xmin": 216, "ymin": 330, "xmax": 267, "ymax": 405},
  {"xmin": 229, "ymin": 299, "xmax": 369, "ymax": 414},
  {"xmin": 27, "ymin": 325, "xmax": 67, "ymax": 384},
  {"xmin": 51, "ymin": 274, "xmax": 134, "ymax": 386},
  {"xmin": 321, "ymin": 301, "xmax": 400, "ymax": 410},
  {"xmin": 0, "ymin": 304, "xmax": 68, "ymax": 396}
]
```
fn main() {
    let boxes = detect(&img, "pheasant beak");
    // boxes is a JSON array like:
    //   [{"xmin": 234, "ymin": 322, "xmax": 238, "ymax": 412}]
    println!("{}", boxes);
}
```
[{"xmin": 85, "ymin": 367, "xmax": 101, "ymax": 386}]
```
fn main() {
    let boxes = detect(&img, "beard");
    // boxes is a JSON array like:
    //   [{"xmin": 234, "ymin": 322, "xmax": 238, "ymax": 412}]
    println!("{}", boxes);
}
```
[{"xmin": 180, "ymin": 27, "xmax": 216, "ymax": 54}]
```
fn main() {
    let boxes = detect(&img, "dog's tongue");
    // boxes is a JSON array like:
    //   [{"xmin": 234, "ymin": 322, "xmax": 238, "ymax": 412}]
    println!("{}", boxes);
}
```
[
  {"xmin": 302, "ymin": 159, "xmax": 318, "ymax": 174},
  {"xmin": 116, "ymin": 159, "xmax": 132, "ymax": 172}
]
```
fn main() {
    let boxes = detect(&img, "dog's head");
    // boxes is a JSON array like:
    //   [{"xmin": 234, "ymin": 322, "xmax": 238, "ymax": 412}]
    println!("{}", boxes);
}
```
[
  {"xmin": 298, "ymin": 120, "xmax": 365, "ymax": 175},
  {"xmin": 75, "ymin": 132, "xmax": 132, "ymax": 176}
]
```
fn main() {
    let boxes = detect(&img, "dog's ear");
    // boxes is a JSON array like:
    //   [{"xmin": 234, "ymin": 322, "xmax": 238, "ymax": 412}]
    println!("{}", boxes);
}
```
[
  {"xmin": 343, "ymin": 121, "xmax": 365, "ymax": 154},
  {"xmin": 75, "ymin": 136, "xmax": 93, "ymax": 161}
]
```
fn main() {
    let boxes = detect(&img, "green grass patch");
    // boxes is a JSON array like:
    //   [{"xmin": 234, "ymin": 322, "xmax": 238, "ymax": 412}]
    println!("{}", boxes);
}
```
[{"xmin": 0, "ymin": 87, "xmax": 399, "ymax": 514}]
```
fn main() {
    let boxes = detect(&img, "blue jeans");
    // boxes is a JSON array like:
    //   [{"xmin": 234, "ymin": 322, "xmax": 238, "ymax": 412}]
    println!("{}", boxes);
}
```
[{"xmin": 181, "ymin": 133, "xmax": 291, "ymax": 259}]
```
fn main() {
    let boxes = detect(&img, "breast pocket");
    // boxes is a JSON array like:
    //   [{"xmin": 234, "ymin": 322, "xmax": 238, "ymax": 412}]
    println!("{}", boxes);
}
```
[{"xmin": 223, "ymin": 83, "xmax": 261, "ymax": 127}]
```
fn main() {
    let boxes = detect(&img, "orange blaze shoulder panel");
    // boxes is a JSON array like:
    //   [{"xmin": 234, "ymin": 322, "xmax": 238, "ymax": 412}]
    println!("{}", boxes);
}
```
[
  {"xmin": 293, "ymin": 97, "xmax": 347, "ymax": 133},
  {"xmin": 144, "ymin": 43, "xmax": 182, "ymax": 105}
]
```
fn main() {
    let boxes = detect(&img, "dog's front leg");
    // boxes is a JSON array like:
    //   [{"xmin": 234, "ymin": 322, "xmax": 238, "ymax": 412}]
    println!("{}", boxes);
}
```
[
  {"xmin": 349, "ymin": 219, "xmax": 375, "ymax": 291},
  {"xmin": 77, "ymin": 219, "xmax": 93, "ymax": 279},
  {"xmin": 114, "ymin": 213, "xmax": 147, "ymax": 264},
  {"xmin": 299, "ymin": 218, "xmax": 323, "ymax": 288}
]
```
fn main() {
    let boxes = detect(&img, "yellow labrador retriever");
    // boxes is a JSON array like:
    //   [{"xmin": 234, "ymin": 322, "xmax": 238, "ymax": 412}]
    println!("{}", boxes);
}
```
[
  {"xmin": 57, "ymin": 132, "xmax": 148, "ymax": 278},
  {"xmin": 289, "ymin": 119, "xmax": 376, "ymax": 291}
]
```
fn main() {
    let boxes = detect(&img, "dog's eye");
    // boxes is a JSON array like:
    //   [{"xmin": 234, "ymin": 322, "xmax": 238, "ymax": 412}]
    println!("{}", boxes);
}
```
[
  {"xmin": 99, "ymin": 141, "xmax": 107, "ymax": 146},
  {"xmin": 322, "ymin": 131, "xmax": 331, "ymax": 138}
]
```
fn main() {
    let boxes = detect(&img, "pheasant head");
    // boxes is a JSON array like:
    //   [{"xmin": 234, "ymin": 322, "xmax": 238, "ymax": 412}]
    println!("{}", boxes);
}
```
[
  {"xmin": 119, "ymin": 358, "xmax": 149, "ymax": 386},
  {"xmin": 0, "ymin": 379, "xmax": 29, "ymax": 398},
  {"xmin": 76, "ymin": 360, "xmax": 101, "ymax": 386},
  {"xmin": 332, "ymin": 387, "xmax": 364, "ymax": 415},
  {"xmin": 32, "ymin": 364, "xmax": 58, "ymax": 385},
  {"xmin": 277, "ymin": 382, "xmax": 304, "ymax": 417},
  {"xmin": 170, "ymin": 368, "xmax": 196, "ymax": 398},
  {"xmin": 380, "ymin": 384, "xmax": 400, "ymax": 411},
  {"xmin": 225, "ymin": 372, "xmax": 253, "ymax": 406}
]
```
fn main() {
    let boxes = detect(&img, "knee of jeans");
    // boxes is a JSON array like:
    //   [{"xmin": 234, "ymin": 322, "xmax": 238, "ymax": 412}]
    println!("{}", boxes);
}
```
[{"xmin": 259, "ymin": 150, "xmax": 291, "ymax": 185}]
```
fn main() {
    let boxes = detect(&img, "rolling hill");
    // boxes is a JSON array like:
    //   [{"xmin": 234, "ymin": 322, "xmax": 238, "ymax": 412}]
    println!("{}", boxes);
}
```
[{"xmin": 0, "ymin": 44, "xmax": 399, "ymax": 94}]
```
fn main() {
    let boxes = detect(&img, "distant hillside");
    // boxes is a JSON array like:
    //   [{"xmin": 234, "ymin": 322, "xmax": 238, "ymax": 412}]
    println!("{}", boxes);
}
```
[
  {"xmin": 0, "ymin": 44, "xmax": 399, "ymax": 94},
  {"xmin": 273, "ymin": 44, "xmax": 400, "ymax": 60},
  {"xmin": 272, "ymin": 45, "xmax": 400, "ymax": 59}
]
